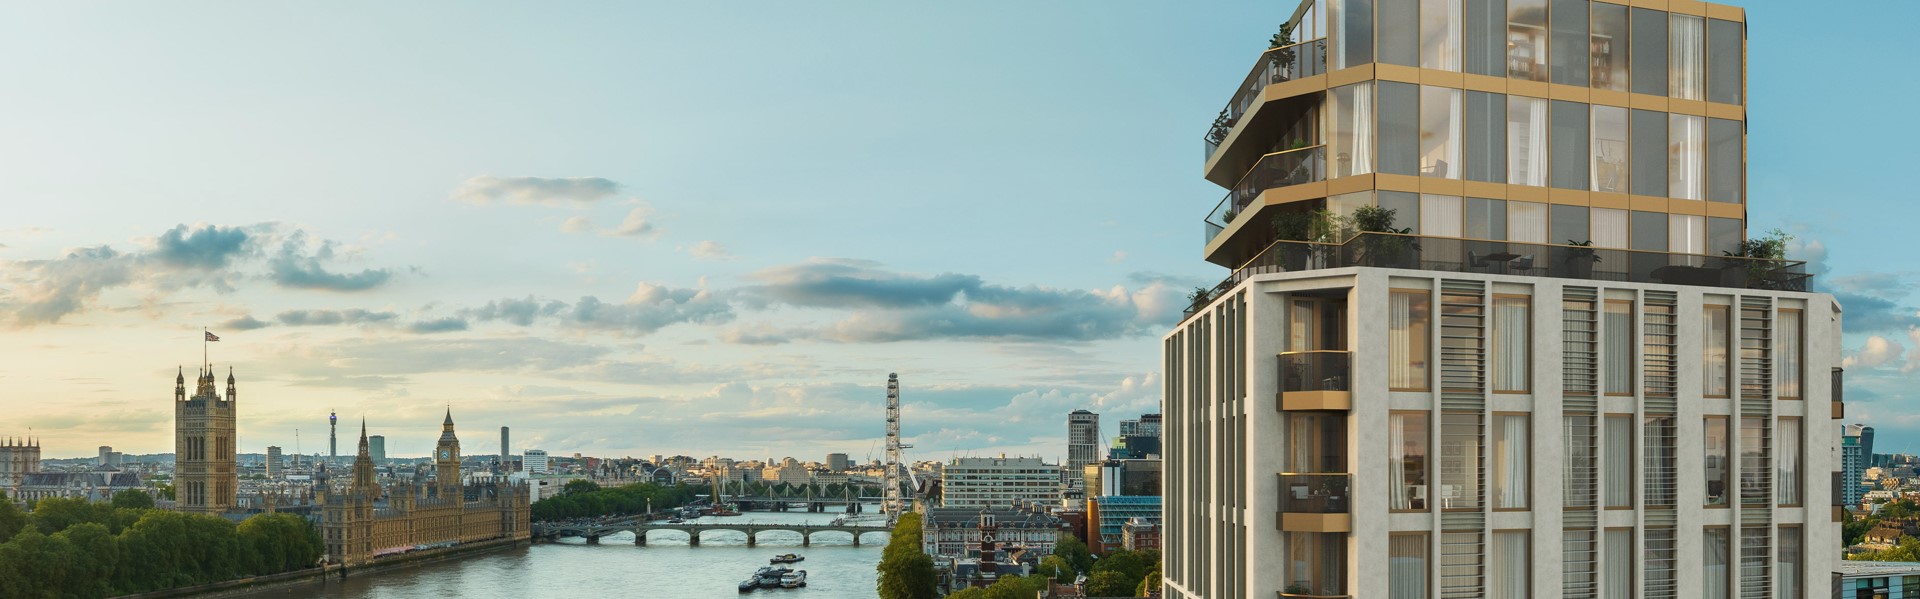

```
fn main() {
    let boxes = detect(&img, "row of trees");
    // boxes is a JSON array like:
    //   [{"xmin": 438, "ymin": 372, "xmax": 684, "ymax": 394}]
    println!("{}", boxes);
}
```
[
  {"xmin": 876, "ymin": 512, "xmax": 937, "ymax": 599},
  {"xmin": 0, "ymin": 496, "xmax": 323, "ymax": 598},
  {"xmin": 1038, "ymin": 534, "xmax": 1161, "ymax": 597},
  {"xmin": 529, "ymin": 481, "xmax": 704, "ymax": 521}
]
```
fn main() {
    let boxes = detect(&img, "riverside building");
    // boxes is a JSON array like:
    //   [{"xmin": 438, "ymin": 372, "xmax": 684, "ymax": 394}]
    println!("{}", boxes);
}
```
[
  {"xmin": 941, "ymin": 456, "xmax": 1062, "ymax": 509},
  {"xmin": 1162, "ymin": 1, "xmax": 1841, "ymax": 598}
]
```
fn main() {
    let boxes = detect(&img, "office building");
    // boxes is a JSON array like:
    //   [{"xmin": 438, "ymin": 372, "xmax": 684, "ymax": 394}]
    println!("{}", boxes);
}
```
[
  {"xmin": 826, "ymin": 452, "xmax": 852, "ymax": 472},
  {"xmin": 1091, "ymin": 495, "xmax": 1163, "ymax": 554},
  {"xmin": 1844, "ymin": 428, "xmax": 1866, "ymax": 509},
  {"xmin": 499, "ymin": 426, "xmax": 510, "ymax": 471},
  {"xmin": 1163, "ymin": 2, "xmax": 1840, "ymax": 597},
  {"xmin": 1067, "ymin": 410, "xmax": 1100, "ymax": 489},
  {"xmin": 1119, "ymin": 413, "xmax": 1163, "ymax": 438},
  {"xmin": 267, "ymin": 445, "xmax": 283, "ymax": 479},
  {"xmin": 942, "ymin": 455, "xmax": 1061, "ymax": 509},
  {"xmin": 368, "ymin": 435, "xmax": 386, "ymax": 463},
  {"xmin": 1124, "ymin": 517, "xmax": 1162, "ymax": 552},
  {"xmin": 175, "ymin": 366, "xmax": 238, "ymax": 514},
  {"xmin": 524, "ymin": 449, "xmax": 549, "ymax": 474}
]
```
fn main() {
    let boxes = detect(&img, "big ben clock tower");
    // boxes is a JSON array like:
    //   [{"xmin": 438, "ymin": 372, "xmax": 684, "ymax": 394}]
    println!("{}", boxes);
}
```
[{"xmin": 435, "ymin": 408, "xmax": 461, "ymax": 498}]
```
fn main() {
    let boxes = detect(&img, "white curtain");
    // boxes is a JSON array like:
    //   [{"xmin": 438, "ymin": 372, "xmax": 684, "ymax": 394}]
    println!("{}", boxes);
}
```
[
  {"xmin": 1704, "ymin": 306, "xmax": 1729, "ymax": 396},
  {"xmin": 1604, "ymin": 416, "xmax": 1632, "ymax": 507},
  {"xmin": 1704, "ymin": 528, "xmax": 1729, "ymax": 599},
  {"xmin": 1390, "ymin": 534, "xmax": 1428, "ymax": 599},
  {"xmin": 1670, "ymin": 15, "xmax": 1705, "ymax": 100},
  {"xmin": 1591, "ymin": 208, "xmax": 1628, "ymax": 249},
  {"xmin": 1603, "ymin": 302, "xmax": 1633, "ymax": 394},
  {"xmin": 1508, "ymin": 97, "xmax": 1549, "ymax": 186},
  {"xmin": 1353, "ymin": 82, "xmax": 1376, "ymax": 175},
  {"xmin": 1390, "ymin": 414, "xmax": 1412, "ymax": 510},
  {"xmin": 1603, "ymin": 528, "xmax": 1632, "ymax": 599},
  {"xmin": 1490, "ymin": 531, "xmax": 1529, "ymax": 599},
  {"xmin": 1390, "ymin": 292, "xmax": 1419, "ymax": 389},
  {"xmin": 1421, "ymin": 0, "xmax": 1462, "ymax": 71},
  {"xmin": 1779, "ymin": 311, "xmax": 1804, "ymax": 397},
  {"xmin": 1668, "ymin": 114, "xmax": 1705, "ymax": 200},
  {"xmin": 1509, "ymin": 201, "xmax": 1547, "ymax": 244},
  {"xmin": 1779, "ymin": 419, "xmax": 1802, "ymax": 505},
  {"xmin": 1421, "ymin": 195, "xmax": 1464, "ymax": 237},
  {"xmin": 1497, "ymin": 415, "xmax": 1530, "ymax": 509},
  {"xmin": 1669, "ymin": 214, "xmax": 1705, "ymax": 255},
  {"xmin": 1494, "ymin": 297, "xmax": 1530, "ymax": 392},
  {"xmin": 1592, "ymin": 105, "xmax": 1630, "ymax": 193}
]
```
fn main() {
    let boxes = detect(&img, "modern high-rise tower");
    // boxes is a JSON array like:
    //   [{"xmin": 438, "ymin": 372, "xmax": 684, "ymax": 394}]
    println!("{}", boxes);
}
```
[
  {"xmin": 1163, "ymin": 2, "xmax": 1841, "ymax": 598},
  {"xmin": 266, "ymin": 445, "xmax": 283, "ymax": 479},
  {"xmin": 500, "ymin": 426, "xmax": 510, "ymax": 472},
  {"xmin": 175, "ymin": 365, "xmax": 238, "ymax": 514},
  {"xmin": 368, "ymin": 435, "xmax": 386, "ymax": 463},
  {"xmin": 1067, "ymin": 410, "xmax": 1101, "ymax": 490},
  {"xmin": 329, "ymin": 411, "xmax": 338, "ymax": 466}
]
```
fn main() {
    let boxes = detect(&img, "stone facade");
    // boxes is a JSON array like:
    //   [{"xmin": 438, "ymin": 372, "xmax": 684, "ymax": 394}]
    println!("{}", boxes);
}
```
[
  {"xmin": 175, "ymin": 367, "xmax": 237, "ymax": 514},
  {"xmin": 320, "ymin": 413, "xmax": 530, "ymax": 567}
]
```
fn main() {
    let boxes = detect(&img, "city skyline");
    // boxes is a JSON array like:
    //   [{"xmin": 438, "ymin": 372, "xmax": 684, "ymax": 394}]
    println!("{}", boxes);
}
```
[{"xmin": 3, "ymin": 0, "xmax": 1918, "ymax": 461}]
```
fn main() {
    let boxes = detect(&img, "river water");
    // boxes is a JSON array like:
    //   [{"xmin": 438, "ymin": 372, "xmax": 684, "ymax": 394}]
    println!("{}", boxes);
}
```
[{"xmin": 232, "ymin": 504, "xmax": 887, "ymax": 599}]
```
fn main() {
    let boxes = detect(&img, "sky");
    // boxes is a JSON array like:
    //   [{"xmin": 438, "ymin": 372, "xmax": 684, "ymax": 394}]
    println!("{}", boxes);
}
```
[{"xmin": 0, "ymin": 1, "xmax": 1915, "ymax": 460}]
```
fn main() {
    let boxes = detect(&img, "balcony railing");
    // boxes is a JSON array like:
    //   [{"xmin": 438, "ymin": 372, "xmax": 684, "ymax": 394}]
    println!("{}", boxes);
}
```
[
  {"xmin": 1204, "ymin": 39, "xmax": 1328, "ymax": 159},
  {"xmin": 1279, "ymin": 351, "xmax": 1350, "ymax": 394},
  {"xmin": 1204, "ymin": 145, "xmax": 1327, "ymax": 245},
  {"xmin": 1278, "ymin": 473, "xmax": 1350, "ymax": 514}
]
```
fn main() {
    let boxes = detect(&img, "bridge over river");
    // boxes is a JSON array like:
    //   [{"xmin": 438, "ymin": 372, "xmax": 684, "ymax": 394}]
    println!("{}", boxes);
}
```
[{"xmin": 535, "ymin": 518, "xmax": 892, "ymax": 547}]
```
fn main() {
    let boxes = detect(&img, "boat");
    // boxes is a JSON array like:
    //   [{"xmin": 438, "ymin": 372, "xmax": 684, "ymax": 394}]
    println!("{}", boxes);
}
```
[
  {"xmin": 755, "ymin": 567, "xmax": 791, "ymax": 589},
  {"xmin": 780, "ymin": 570, "xmax": 807, "ymax": 589},
  {"xmin": 738, "ymin": 579, "xmax": 757, "ymax": 593},
  {"xmin": 769, "ymin": 553, "xmax": 804, "ymax": 564}
]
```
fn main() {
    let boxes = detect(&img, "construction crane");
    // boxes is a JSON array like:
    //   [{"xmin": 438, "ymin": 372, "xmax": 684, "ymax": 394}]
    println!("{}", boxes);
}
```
[{"xmin": 883, "ymin": 373, "xmax": 914, "ymax": 524}]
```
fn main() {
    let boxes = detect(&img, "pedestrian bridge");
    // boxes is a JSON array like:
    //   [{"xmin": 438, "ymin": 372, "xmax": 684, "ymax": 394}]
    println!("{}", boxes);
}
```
[{"xmin": 535, "ymin": 519, "xmax": 892, "ymax": 547}]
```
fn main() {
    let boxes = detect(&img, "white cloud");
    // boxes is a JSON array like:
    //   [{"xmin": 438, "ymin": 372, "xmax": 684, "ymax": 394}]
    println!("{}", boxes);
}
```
[
  {"xmin": 1846, "ymin": 335, "xmax": 1906, "ymax": 369},
  {"xmin": 452, "ymin": 176, "xmax": 621, "ymax": 206},
  {"xmin": 688, "ymin": 241, "xmax": 734, "ymax": 261}
]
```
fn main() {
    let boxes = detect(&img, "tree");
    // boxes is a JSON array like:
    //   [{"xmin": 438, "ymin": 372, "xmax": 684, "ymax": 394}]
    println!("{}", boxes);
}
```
[
  {"xmin": 1038, "ymin": 554, "xmax": 1076, "ymax": 584},
  {"xmin": 112, "ymin": 489, "xmax": 154, "ymax": 510},
  {"xmin": 562, "ymin": 480, "xmax": 601, "ymax": 496},
  {"xmin": 1136, "ymin": 563, "xmax": 1162, "ymax": 597},
  {"xmin": 981, "ymin": 575, "xmax": 1050, "ymax": 599},
  {"xmin": 1053, "ymin": 532, "xmax": 1094, "ymax": 573},
  {"xmin": 877, "ymin": 512, "xmax": 935, "ymax": 599},
  {"xmin": 1086, "ymin": 570, "xmax": 1135, "ymax": 597},
  {"xmin": 945, "ymin": 589, "xmax": 987, "ymax": 599},
  {"xmin": 0, "ymin": 501, "xmax": 26, "ymax": 544}
]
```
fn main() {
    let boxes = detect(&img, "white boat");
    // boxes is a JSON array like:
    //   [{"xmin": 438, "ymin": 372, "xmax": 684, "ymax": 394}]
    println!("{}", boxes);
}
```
[{"xmin": 780, "ymin": 570, "xmax": 807, "ymax": 588}]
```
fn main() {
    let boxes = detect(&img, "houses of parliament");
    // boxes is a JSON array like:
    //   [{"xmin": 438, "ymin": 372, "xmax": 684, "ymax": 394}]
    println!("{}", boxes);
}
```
[{"xmin": 175, "ymin": 363, "xmax": 530, "ymax": 567}]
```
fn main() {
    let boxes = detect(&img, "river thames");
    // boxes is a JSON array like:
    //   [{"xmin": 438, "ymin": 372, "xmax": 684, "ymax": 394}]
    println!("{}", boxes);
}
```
[{"xmin": 232, "ymin": 504, "xmax": 887, "ymax": 599}]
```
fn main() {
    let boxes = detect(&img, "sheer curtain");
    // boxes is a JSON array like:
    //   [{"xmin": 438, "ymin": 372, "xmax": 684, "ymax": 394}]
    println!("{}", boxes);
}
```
[
  {"xmin": 1779, "ymin": 311, "xmax": 1804, "ymax": 397},
  {"xmin": 1591, "ymin": 208, "xmax": 1628, "ymax": 249},
  {"xmin": 1669, "ymin": 115, "xmax": 1705, "ymax": 200},
  {"xmin": 1779, "ymin": 419, "xmax": 1802, "ymax": 505},
  {"xmin": 1669, "ymin": 15, "xmax": 1705, "ymax": 100},
  {"xmin": 1445, "ymin": 88, "xmax": 1463, "ymax": 176},
  {"xmin": 1779, "ymin": 527, "xmax": 1803, "ymax": 599},
  {"xmin": 1669, "ymin": 214, "xmax": 1706, "ymax": 255},
  {"xmin": 1509, "ymin": 202, "xmax": 1547, "ymax": 243},
  {"xmin": 1422, "ymin": 195, "xmax": 1464, "ymax": 237},
  {"xmin": 1497, "ymin": 415, "xmax": 1530, "ymax": 509},
  {"xmin": 1704, "ymin": 306, "xmax": 1729, "ymax": 396},
  {"xmin": 1494, "ymin": 297, "xmax": 1530, "ymax": 392},
  {"xmin": 1603, "ymin": 302, "xmax": 1633, "ymax": 393},
  {"xmin": 1390, "ymin": 414, "xmax": 1411, "ymax": 509},
  {"xmin": 1490, "ymin": 531, "xmax": 1529, "ymax": 599},
  {"xmin": 1421, "ymin": 0, "xmax": 1462, "ymax": 71},
  {"xmin": 1353, "ymin": 82, "xmax": 1376, "ymax": 174},
  {"xmin": 1603, "ymin": 528, "xmax": 1632, "ymax": 599},
  {"xmin": 1603, "ymin": 416, "xmax": 1632, "ymax": 507},
  {"xmin": 1509, "ymin": 97, "xmax": 1549, "ymax": 186},
  {"xmin": 1390, "ymin": 534, "xmax": 1428, "ymax": 599},
  {"xmin": 1390, "ymin": 292, "xmax": 1414, "ymax": 388},
  {"xmin": 1704, "ymin": 528, "xmax": 1729, "ymax": 599}
]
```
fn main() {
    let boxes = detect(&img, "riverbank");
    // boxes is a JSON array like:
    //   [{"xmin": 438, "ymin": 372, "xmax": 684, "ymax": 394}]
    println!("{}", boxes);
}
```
[{"xmin": 110, "ymin": 536, "xmax": 527, "ymax": 599}]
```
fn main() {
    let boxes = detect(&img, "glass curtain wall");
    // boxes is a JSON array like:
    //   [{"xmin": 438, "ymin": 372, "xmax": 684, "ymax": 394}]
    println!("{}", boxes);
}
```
[
  {"xmin": 1630, "ymin": 109, "xmax": 1668, "ymax": 197},
  {"xmin": 1592, "ymin": 208, "xmax": 1627, "ymax": 249},
  {"xmin": 1670, "ymin": 15, "xmax": 1706, "ymax": 100},
  {"xmin": 1508, "ymin": 96, "xmax": 1548, "ymax": 186},
  {"xmin": 1380, "ymin": 82, "xmax": 1421, "ymax": 175},
  {"xmin": 1549, "ymin": 0, "xmax": 1589, "ymax": 86},
  {"xmin": 1510, "ymin": 201, "xmax": 1547, "ymax": 243},
  {"xmin": 1422, "ymin": 195, "xmax": 1464, "ymax": 237},
  {"xmin": 1507, "ymin": 0, "xmax": 1548, "ymax": 81},
  {"xmin": 1422, "ymin": 86, "xmax": 1463, "ymax": 178},
  {"xmin": 1591, "ymin": 3, "xmax": 1629, "ymax": 91},
  {"xmin": 1669, "ymin": 214, "xmax": 1705, "ymax": 255},
  {"xmin": 1380, "ymin": 0, "xmax": 1419, "ymax": 66},
  {"xmin": 1422, "ymin": 0, "xmax": 1461, "ymax": 71},
  {"xmin": 1669, "ymin": 114, "xmax": 1706, "ymax": 200},
  {"xmin": 1707, "ymin": 118, "xmax": 1742, "ymax": 203},
  {"xmin": 1330, "ymin": 82, "xmax": 1376, "ymax": 177},
  {"xmin": 1631, "ymin": 8, "xmax": 1668, "ymax": 96},
  {"xmin": 1551, "ymin": 100, "xmax": 1590, "ymax": 190},
  {"xmin": 1333, "ymin": 0, "xmax": 1375, "ymax": 69},
  {"xmin": 1707, "ymin": 19, "xmax": 1744, "ymax": 104},
  {"xmin": 1462, "ymin": 0, "xmax": 1504, "ymax": 76},
  {"xmin": 1464, "ymin": 197, "xmax": 1506, "ymax": 239},
  {"xmin": 1593, "ymin": 105, "xmax": 1629, "ymax": 193},
  {"xmin": 1464, "ymin": 91, "xmax": 1506, "ymax": 182}
]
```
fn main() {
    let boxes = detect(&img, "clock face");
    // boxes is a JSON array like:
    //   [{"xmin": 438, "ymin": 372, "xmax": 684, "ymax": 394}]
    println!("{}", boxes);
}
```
[
  {"xmin": 981, "ymin": 533, "xmax": 995, "ymax": 543},
  {"xmin": 439, "ymin": 449, "xmax": 450, "ymax": 460}
]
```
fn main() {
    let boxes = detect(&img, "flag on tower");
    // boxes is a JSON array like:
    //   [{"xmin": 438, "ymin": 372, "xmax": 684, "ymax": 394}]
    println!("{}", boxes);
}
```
[{"xmin": 205, "ymin": 331, "xmax": 220, "ymax": 342}]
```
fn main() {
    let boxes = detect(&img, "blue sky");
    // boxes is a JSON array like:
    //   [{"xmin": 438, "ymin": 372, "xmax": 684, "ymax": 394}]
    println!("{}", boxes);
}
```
[{"xmin": 0, "ymin": 1, "xmax": 1914, "ymax": 459}]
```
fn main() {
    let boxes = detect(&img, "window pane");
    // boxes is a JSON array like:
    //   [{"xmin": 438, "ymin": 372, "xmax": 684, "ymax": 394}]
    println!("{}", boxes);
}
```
[
  {"xmin": 1508, "ymin": 96, "xmax": 1548, "ymax": 186},
  {"xmin": 1669, "ymin": 15, "xmax": 1705, "ymax": 100},
  {"xmin": 1441, "ymin": 413, "xmax": 1483, "ymax": 509},
  {"xmin": 1510, "ymin": 201, "xmax": 1547, "ymax": 243},
  {"xmin": 1379, "ymin": 81, "xmax": 1421, "ymax": 175},
  {"xmin": 1464, "ymin": 91, "xmax": 1507, "ymax": 182},
  {"xmin": 1507, "ymin": 0, "xmax": 1548, "ymax": 81},
  {"xmin": 1630, "ymin": 109, "xmax": 1668, "ymax": 197},
  {"xmin": 1593, "ymin": 105, "xmax": 1629, "ymax": 193},
  {"xmin": 1566, "ymin": 415, "xmax": 1598, "ymax": 508},
  {"xmin": 1390, "ymin": 412, "xmax": 1430, "ymax": 509},
  {"xmin": 1779, "ymin": 311, "xmax": 1804, "ymax": 399},
  {"xmin": 1289, "ymin": 413, "xmax": 1349, "ymax": 473},
  {"xmin": 1704, "ymin": 305, "xmax": 1729, "ymax": 396},
  {"xmin": 1421, "ymin": 86, "xmax": 1463, "ymax": 178},
  {"xmin": 1708, "ymin": 19, "xmax": 1743, "ymax": 104},
  {"xmin": 1390, "ymin": 291, "xmax": 1431, "ymax": 391},
  {"xmin": 1422, "ymin": 194, "xmax": 1464, "ymax": 237},
  {"xmin": 1549, "ymin": 0, "xmax": 1589, "ymax": 86},
  {"xmin": 1493, "ymin": 414, "xmax": 1530, "ymax": 509},
  {"xmin": 1668, "ymin": 114, "xmax": 1704, "ymax": 199},
  {"xmin": 1705, "ymin": 417, "xmax": 1730, "ymax": 506},
  {"xmin": 1381, "ymin": 190, "xmax": 1421, "ymax": 233},
  {"xmin": 1422, "ymin": 0, "xmax": 1461, "ymax": 70},
  {"xmin": 1630, "ymin": 8, "xmax": 1667, "ymax": 96},
  {"xmin": 1741, "ymin": 417, "xmax": 1771, "ymax": 506},
  {"xmin": 1705, "ymin": 527, "xmax": 1731, "ymax": 599},
  {"xmin": 1285, "ymin": 532, "xmax": 1348, "ymax": 595},
  {"xmin": 1334, "ymin": 0, "xmax": 1375, "ymax": 69},
  {"xmin": 1551, "ymin": 204, "xmax": 1589, "ymax": 246},
  {"xmin": 1462, "ymin": 0, "xmax": 1505, "ymax": 76},
  {"xmin": 1330, "ymin": 82, "xmax": 1376, "ymax": 177},
  {"xmin": 1644, "ymin": 416, "xmax": 1676, "ymax": 507},
  {"xmin": 1708, "ymin": 117, "xmax": 1743, "ymax": 203},
  {"xmin": 1592, "ymin": 208, "xmax": 1626, "ymax": 249},
  {"xmin": 1464, "ymin": 197, "xmax": 1507, "ymax": 240},
  {"xmin": 1778, "ymin": 526, "xmax": 1802, "ymax": 599},
  {"xmin": 1494, "ymin": 296, "xmax": 1531, "ymax": 392},
  {"xmin": 1390, "ymin": 534, "xmax": 1429, "ymax": 598},
  {"xmin": 1779, "ymin": 417, "xmax": 1802, "ymax": 505},
  {"xmin": 1708, "ymin": 217, "xmax": 1741, "ymax": 256},
  {"xmin": 1591, "ymin": 3, "xmax": 1629, "ymax": 91},
  {"xmin": 1603, "ymin": 301, "xmax": 1634, "ymax": 393},
  {"xmin": 1630, "ymin": 211, "xmax": 1666, "ymax": 252},
  {"xmin": 1490, "ymin": 531, "xmax": 1530, "ymax": 599},
  {"xmin": 1551, "ymin": 100, "xmax": 1590, "ymax": 190},
  {"xmin": 1380, "ymin": 0, "xmax": 1420, "ymax": 66},
  {"xmin": 1604, "ymin": 528, "xmax": 1633, "ymax": 599}
]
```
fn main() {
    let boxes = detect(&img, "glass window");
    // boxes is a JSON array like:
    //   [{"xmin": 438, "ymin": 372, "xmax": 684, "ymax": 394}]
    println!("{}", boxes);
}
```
[
  {"xmin": 1285, "ymin": 532, "xmax": 1347, "ymax": 596},
  {"xmin": 1507, "ymin": 0, "xmax": 1548, "ymax": 81},
  {"xmin": 1708, "ymin": 117, "xmax": 1742, "ymax": 203},
  {"xmin": 1630, "ymin": 8, "xmax": 1668, "ymax": 96},
  {"xmin": 1779, "ymin": 311, "xmax": 1804, "ymax": 399},
  {"xmin": 1669, "ymin": 15, "xmax": 1705, "ymax": 100},
  {"xmin": 1593, "ymin": 105, "xmax": 1629, "ymax": 193},
  {"xmin": 1381, "ymin": 190, "xmax": 1420, "ymax": 233},
  {"xmin": 1705, "ymin": 527, "xmax": 1731, "ymax": 599},
  {"xmin": 1379, "ymin": 0, "xmax": 1419, "ymax": 66},
  {"xmin": 1464, "ymin": 197, "xmax": 1507, "ymax": 240},
  {"xmin": 1422, "ymin": 194, "xmax": 1463, "ymax": 237},
  {"xmin": 1669, "ymin": 214, "xmax": 1704, "ymax": 255},
  {"xmin": 1390, "ymin": 412, "xmax": 1429, "ymax": 510},
  {"xmin": 1551, "ymin": 204, "xmax": 1589, "ymax": 246},
  {"xmin": 1421, "ymin": 0, "xmax": 1461, "ymax": 70},
  {"xmin": 1464, "ymin": 91, "xmax": 1507, "ymax": 182},
  {"xmin": 1644, "ymin": 415, "xmax": 1676, "ymax": 507},
  {"xmin": 1330, "ymin": 82, "xmax": 1376, "ymax": 178},
  {"xmin": 1591, "ymin": 3, "xmax": 1629, "ymax": 91},
  {"xmin": 1630, "ymin": 109, "xmax": 1668, "ymax": 197},
  {"xmin": 1440, "ymin": 413, "xmax": 1482, "ymax": 509},
  {"xmin": 1421, "ymin": 86, "xmax": 1462, "ymax": 178},
  {"xmin": 1603, "ymin": 414, "xmax": 1632, "ymax": 508},
  {"xmin": 1603, "ymin": 300, "xmax": 1633, "ymax": 394},
  {"xmin": 1646, "ymin": 527, "xmax": 1677, "ymax": 597},
  {"xmin": 1740, "ymin": 417, "xmax": 1770, "ymax": 505},
  {"xmin": 1708, "ymin": 217, "xmax": 1741, "ymax": 256},
  {"xmin": 1551, "ymin": 100, "xmax": 1590, "ymax": 190},
  {"xmin": 1779, "ymin": 417, "xmax": 1802, "ymax": 505},
  {"xmin": 1592, "ymin": 208, "xmax": 1626, "ymax": 249},
  {"xmin": 1379, "ymin": 81, "xmax": 1421, "ymax": 175},
  {"xmin": 1462, "ymin": 0, "xmax": 1505, "ymax": 76},
  {"xmin": 1289, "ymin": 413, "xmax": 1348, "ymax": 473},
  {"xmin": 1493, "ymin": 414, "xmax": 1530, "ymax": 509},
  {"xmin": 1669, "ymin": 114, "xmax": 1705, "ymax": 200},
  {"xmin": 1604, "ymin": 528, "xmax": 1633, "ymax": 599},
  {"xmin": 1333, "ymin": 0, "xmax": 1375, "ymax": 69},
  {"xmin": 1328, "ymin": 190, "xmax": 1373, "ymax": 223},
  {"xmin": 1494, "ymin": 296, "xmax": 1531, "ymax": 392},
  {"xmin": 1778, "ymin": 526, "xmax": 1802, "ymax": 599},
  {"xmin": 1510, "ymin": 201, "xmax": 1547, "ymax": 243},
  {"xmin": 1490, "ymin": 530, "xmax": 1530, "ymax": 598},
  {"xmin": 1566, "ymin": 415, "xmax": 1598, "ymax": 508},
  {"xmin": 1705, "ymin": 416, "xmax": 1730, "ymax": 506},
  {"xmin": 1549, "ymin": 0, "xmax": 1589, "ymax": 86},
  {"xmin": 1703, "ymin": 305, "xmax": 1730, "ymax": 396},
  {"xmin": 1390, "ymin": 291, "xmax": 1431, "ymax": 390},
  {"xmin": 1708, "ymin": 19, "xmax": 1744, "ymax": 105},
  {"xmin": 1507, "ymin": 96, "xmax": 1548, "ymax": 186},
  {"xmin": 1630, "ymin": 211, "xmax": 1666, "ymax": 252},
  {"xmin": 1390, "ymin": 533, "xmax": 1429, "ymax": 598}
]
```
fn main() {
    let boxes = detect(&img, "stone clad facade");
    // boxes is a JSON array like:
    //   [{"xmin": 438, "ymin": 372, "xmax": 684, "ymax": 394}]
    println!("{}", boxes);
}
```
[{"xmin": 321, "ymin": 412, "xmax": 530, "ymax": 567}]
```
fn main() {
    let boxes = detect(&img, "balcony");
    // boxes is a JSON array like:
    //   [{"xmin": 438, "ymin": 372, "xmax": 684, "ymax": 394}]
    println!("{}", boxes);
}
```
[
  {"xmin": 1203, "ymin": 39, "xmax": 1327, "ymax": 161},
  {"xmin": 1204, "ymin": 145, "xmax": 1327, "ymax": 246},
  {"xmin": 1278, "ymin": 473, "xmax": 1350, "ymax": 533},
  {"xmin": 1278, "ymin": 351, "xmax": 1350, "ymax": 411}
]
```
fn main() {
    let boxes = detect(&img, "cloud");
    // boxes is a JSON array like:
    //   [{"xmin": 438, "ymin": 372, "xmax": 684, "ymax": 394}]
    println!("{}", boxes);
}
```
[
  {"xmin": 1109, "ymin": 250, "xmax": 1127, "ymax": 263},
  {"xmin": 720, "ymin": 323, "xmax": 799, "ymax": 346},
  {"xmin": 452, "ymin": 176, "xmax": 621, "ymax": 206},
  {"xmin": 687, "ymin": 240, "xmax": 733, "ymax": 261},
  {"xmin": 560, "ymin": 217, "xmax": 594, "ymax": 234},
  {"xmin": 219, "ymin": 315, "xmax": 272, "ymax": 331},
  {"xmin": 408, "ymin": 317, "xmax": 469, "ymax": 334},
  {"xmin": 467, "ymin": 282, "xmax": 733, "ymax": 336},
  {"xmin": 466, "ymin": 296, "xmax": 568, "ymax": 326},
  {"xmin": 276, "ymin": 309, "xmax": 399, "ymax": 326},
  {"xmin": 268, "ymin": 232, "xmax": 394, "ymax": 292},
  {"xmin": 0, "ymin": 246, "xmax": 135, "ymax": 325},
  {"xmin": 152, "ymin": 224, "xmax": 253, "ymax": 269},
  {"xmin": 561, "ymin": 205, "xmax": 660, "ymax": 239},
  {"xmin": 1846, "ymin": 335, "xmax": 1905, "ymax": 369}
]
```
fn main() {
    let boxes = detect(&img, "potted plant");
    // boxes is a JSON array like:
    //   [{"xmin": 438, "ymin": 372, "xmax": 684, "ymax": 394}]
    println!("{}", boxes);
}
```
[
  {"xmin": 1722, "ymin": 228, "xmax": 1794, "ymax": 289},
  {"xmin": 1206, "ymin": 108, "xmax": 1233, "ymax": 148},
  {"xmin": 1270, "ymin": 209, "xmax": 1336, "ymax": 271},
  {"xmin": 1349, "ymin": 205, "xmax": 1416, "ymax": 268},
  {"xmin": 1564, "ymin": 240, "xmax": 1601, "ymax": 279},
  {"xmin": 1283, "ymin": 583, "xmax": 1313, "ymax": 596},
  {"xmin": 1186, "ymin": 286, "xmax": 1212, "ymax": 312}
]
